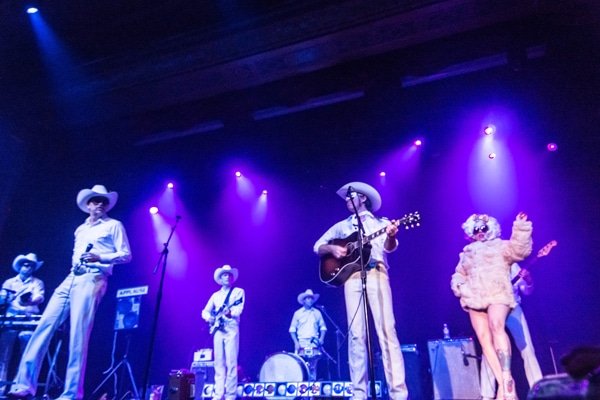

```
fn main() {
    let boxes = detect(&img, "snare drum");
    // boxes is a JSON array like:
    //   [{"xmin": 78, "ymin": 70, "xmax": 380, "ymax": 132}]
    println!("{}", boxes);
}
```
[{"xmin": 259, "ymin": 352, "xmax": 308, "ymax": 382}]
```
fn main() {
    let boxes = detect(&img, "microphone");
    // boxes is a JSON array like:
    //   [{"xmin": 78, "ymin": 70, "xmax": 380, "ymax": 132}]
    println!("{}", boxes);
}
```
[
  {"xmin": 81, "ymin": 243, "xmax": 94, "ymax": 262},
  {"xmin": 461, "ymin": 348, "xmax": 469, "ymax": 366},
  {"xmin": 315, "ymin": 304, "xmax": 325, "ymax": 310},
  {"xmin": 346, "ymin": 186, "xmax": 355, "ymax": 198}
]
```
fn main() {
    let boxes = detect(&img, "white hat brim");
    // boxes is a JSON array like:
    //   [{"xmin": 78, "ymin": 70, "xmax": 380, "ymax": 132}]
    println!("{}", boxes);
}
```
[
  {"xmin": 12, "ymin": 255, "xmax": 44, "ymax": 273},
  {"xmin": 214, "ymin": 266, "xmax": 239, "ymax": 284},
  {"xmin": 76, "ymin": 186, "xmax": 118, "ymax": 213},
  {"xmin": 336, "ymin": 181, "xmax": 382, "ymax": 212}
]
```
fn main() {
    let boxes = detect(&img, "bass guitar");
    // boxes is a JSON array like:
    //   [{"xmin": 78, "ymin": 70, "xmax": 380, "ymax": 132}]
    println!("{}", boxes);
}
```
[
  {"xmin": 208, "ymin": 297, "xmax": 243, "ymax": 335},
  {"xmin": 511, "ymin": 240, "xmax": 557, "ymax": 285},
  {"xmin": 319, "ymin": 212, "xmax": 421, "ymax": 287}
]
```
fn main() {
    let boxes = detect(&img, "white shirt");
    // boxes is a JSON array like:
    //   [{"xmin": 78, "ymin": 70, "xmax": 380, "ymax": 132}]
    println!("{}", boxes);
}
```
[
  {"xmin": 1, "ymin": 275, "xmax": 45, "ymax": 316},
  {"xmin": 313, "ymin": 211, "xmax": 397, "ymax": 268},
  {"xmin": 289, "ymin": 307, "xmax": 327, "ymax": 340},
  {"xmin": 510, "ymin": 263, "xmax": 533, "ymax": 304},
  {"xmin": 202, "ymin": 286, "xmax": 245, "ymax": 324},
  {"xmin": 72, "ymin": 216, "xmax": 132, "ymax": 275}
]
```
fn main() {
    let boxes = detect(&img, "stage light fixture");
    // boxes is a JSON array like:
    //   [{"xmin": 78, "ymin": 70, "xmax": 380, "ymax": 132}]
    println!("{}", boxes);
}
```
[
  {"xmin": 547, "ymin": 142, "xmax": 558, "ymax": 152},
  {"xmin": 235, "ymin": 171, "xmax": 242, "ymax": 178},
  {"xmin": 414, "ymin": 139, "xmax": 423, "ymax": 146},
  {"xmin": 26, "ymin": 7, "xmax": 38, "ymax": 14},
  {"xmin": 149, "ymin": 206, "xmax": 159, "ymax": 215},
  {"xmin": 488, "ymin": 152, "xmax": 496, "ymax": 159},
  {"xmin": 167, "ymin": 182, "xmax": 174, "ymax": 189},
  {"xmin": 262, "ymin": 190, "xmax": 268, "ymax": 195},
  {"xmin": 379, "ymin": 171, "xmax": 386, "ymax": 177},
  {"xmin": 484, "ymin": 125, "xmax": 496, "ymax": 135}
]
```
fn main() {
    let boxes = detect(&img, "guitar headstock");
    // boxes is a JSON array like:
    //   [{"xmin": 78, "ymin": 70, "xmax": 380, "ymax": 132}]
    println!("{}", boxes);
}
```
[
  {"xmin": 537, "ymin": 240, "xmax": 557, "ymax": 258},
  {"xmin": 397, "ymin": 212, "xmax": 421, "ymax": 229}
]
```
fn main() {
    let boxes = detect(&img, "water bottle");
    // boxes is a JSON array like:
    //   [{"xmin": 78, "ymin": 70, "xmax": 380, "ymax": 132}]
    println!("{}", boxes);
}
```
[{"xmin": 442, "ymin": 323, "xmax": 450, "ymax": 340}]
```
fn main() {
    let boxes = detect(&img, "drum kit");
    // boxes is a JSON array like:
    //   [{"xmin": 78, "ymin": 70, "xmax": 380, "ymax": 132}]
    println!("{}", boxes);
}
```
[{"xmin": 259, "ymin": 343, "xmax": 329, "ymax": 386}]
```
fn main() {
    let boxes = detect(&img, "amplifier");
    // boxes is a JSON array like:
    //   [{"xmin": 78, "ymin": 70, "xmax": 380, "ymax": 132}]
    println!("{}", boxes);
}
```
[
  {"xmin": 427, "ymin": 337, "xmax": 480, "ymax": 400},
  {"xmin": 191, "ymin": 362, "xmax": 215, "ymax": 400},
  {"xmin": 168, "ymin": 370, "xmax": 195, "ymax": 400},
  {"xmin": 373, "ymin": 344, "xmax": 432, "ymax": 400}
]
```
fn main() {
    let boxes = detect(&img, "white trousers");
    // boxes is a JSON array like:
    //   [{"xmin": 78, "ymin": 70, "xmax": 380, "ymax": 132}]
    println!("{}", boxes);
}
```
[
  {"xmin": 212, "ymin": 323, "xmax": 239, "ymax": 400},
  {"xmin": 344, "ymin": 268, "xmax": 408, "ymax": 400},
  {"xmin": 11, "ymin": 272, "xmax": 107, "ymax": 400},
  {"xmin": 480, "ymin": 304, "xmax": 543, "ymax": 398}
]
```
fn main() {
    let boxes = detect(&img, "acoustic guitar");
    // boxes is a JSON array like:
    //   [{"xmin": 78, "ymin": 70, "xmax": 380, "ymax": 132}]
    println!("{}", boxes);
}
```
[{"xmin": 319, "ymin": 212, "xmax": 420, "ymax": 287}]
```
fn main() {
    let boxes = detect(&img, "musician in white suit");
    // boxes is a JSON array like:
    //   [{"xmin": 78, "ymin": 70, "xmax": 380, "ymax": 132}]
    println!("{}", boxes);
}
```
[
  {"xmin": 202, "ymin": 265, "xmax": 245, "ymax": 400},
  {"xmin": 314, "ymin": 181, "xmax": 408, "ymax": 400},
  {"xmin": 0, "ymin": 253, "xmax": 45, "ymax": 394}
]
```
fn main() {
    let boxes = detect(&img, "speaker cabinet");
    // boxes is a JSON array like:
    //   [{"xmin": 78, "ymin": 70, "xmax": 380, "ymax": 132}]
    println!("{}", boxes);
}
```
[
  {"xmin": 374, "ymin": 344, "xmax": 432, "ymax": 400},
  {"xmin": 191, "ymin": 361, "xmax": 215, "ymax": 400},
  {"xmin": 427, "ymin": 338, "xmax": 480, "ymax": 400},
  {"xmin": 168, "ymin": 370, "xmax": 195, "ymax": 400}
]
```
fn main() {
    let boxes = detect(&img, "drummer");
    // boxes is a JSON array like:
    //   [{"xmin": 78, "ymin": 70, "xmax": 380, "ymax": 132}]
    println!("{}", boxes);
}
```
[{"xmin": 289, "ymin": 289, "xmax": 327, "ymax": 380}]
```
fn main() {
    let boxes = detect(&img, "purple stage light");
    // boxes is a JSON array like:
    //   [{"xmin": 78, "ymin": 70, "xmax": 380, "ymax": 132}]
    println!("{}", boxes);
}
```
[
  {"xmin": 547, "ymin": 142, "xmax": 558, "ymax": 152},
  {"xmin": 167, "ymin": 182, "xmax": 174, "ymax": 189},
  {"xmin": 379, "ymin": 171, "xmax": 386, "ymax": 177},
  {"xmin": 262, "ymin": 189, "xmax": 268, "ymax": 195},
  {"xmin": 484, "ymin": 125, "xmax": 495, "ymax": 135},
  {"xmin": 488, "ymin": 152, "xmax": 496, "ymax": 159},
  {"xmin": 149, "ymin": 206, "xmax": 159, "ymax": 215},
  {"xmin": 235, "ymin": 171, "xmax": 242, "ymax": 178},
  {"xmin": 414, "ymin": 139, "xmax": 423, "ymax": 146}
]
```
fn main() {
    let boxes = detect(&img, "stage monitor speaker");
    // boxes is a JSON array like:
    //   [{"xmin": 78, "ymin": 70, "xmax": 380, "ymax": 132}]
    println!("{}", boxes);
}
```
[
  {"xmin": 191, "ymin": 362, "xmax": 215, "ymax": 400},
  {"xmin": 427, "ymin": 337, "xmax": 480, "ymax": 400}
]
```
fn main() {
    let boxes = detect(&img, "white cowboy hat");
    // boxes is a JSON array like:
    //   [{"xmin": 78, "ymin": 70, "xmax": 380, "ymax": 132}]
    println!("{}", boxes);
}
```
[
  {"xmin": 297, "ymin": 289, "xmax": 319, "ymax": 305},
  {"xmin": 336, "ymin": 181, "xmax": 382, "ymax": 212},
  {"xmin": 214, "ymin": 264, "xmax": 239, "ymax": 284},
  {"xmin": 76, "ymin": 184, "xmax": 119, "ymax": 213},
  {"xmin": 12, "ymin": 253, "xmax": 44, "ymax": 272}
]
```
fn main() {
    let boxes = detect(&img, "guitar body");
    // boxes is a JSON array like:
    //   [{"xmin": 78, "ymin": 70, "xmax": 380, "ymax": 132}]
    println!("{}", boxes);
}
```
[
  {"xmin": 318, "ymin": 212, "xmax": 421, "ymax": 287},
  {"xmin": 319, "ymin": 233, "xmax": 372, "ymax": 287},
  {"xmin": 208, "ymin": 297, "xmax": 243, "ymax": 335}
]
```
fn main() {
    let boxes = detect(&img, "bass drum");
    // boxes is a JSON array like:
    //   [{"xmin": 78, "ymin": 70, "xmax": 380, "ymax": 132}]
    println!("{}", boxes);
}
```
[{"xmin": 259, "ymin": 351, "xmax": 308, "ymax": 382}]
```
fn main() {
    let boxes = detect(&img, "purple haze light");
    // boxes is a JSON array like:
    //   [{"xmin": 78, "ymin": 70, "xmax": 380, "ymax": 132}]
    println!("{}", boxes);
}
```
[
  {"xmin": 547, "ymin": 142, "xmax": 558, "ymax": 152},
  {"xmin": 149, "ymin": 206, "xmax": 159, "ymax": 215}
]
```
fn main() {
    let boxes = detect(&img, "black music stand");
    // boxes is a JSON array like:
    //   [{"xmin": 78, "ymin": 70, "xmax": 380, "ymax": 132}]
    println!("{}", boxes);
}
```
[{"xmin": 91, "ymin": 288, "xmax": 146, "ymax": 400}]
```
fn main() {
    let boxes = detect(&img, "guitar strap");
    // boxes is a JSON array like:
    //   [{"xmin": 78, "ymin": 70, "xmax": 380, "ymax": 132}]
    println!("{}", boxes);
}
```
[{"xmin": 216, "ymin": 287, "xmax": 234, "ymax": 314}]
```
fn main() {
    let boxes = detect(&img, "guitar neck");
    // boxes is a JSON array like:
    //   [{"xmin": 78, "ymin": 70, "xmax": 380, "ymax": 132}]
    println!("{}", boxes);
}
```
[{"xmin": 363, "ymin": 226, "xmax": 388, "ymax": 244}]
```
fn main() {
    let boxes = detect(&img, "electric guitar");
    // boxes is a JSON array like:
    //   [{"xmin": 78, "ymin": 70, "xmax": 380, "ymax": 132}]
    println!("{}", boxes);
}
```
[
  {"xmin": 511, "ymin": 240, "xmax": 557, "ymax": 285},
  {"xmin": 208, "ymin": 297, "xmax": 243, "ymax": 335},
  {"xmin": 319, "ymin": 212, "xmax": 421, "ymax": 287}
]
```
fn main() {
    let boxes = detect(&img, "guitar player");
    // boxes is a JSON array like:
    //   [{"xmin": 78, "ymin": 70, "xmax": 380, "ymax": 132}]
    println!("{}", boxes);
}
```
[
  {"xmin": 313, "ymin": 181, "xmax": 409, "ymax": 400},
  {"xmin": 0, "ymin": 253, "xmax": 45, "ymax": 395},
  {"xmin": 201, "ymin": 265, "xmax": 245, "ymax": 400},
  {"xmin": 480, "ymin": 240, "xmax": 557, "ymax": 400}
]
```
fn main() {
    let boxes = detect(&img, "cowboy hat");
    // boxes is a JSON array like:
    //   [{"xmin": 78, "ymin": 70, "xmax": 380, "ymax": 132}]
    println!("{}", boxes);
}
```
[
  {"xmin": 12, "ymin": 253, "xmax": 44, "ymax": 273},
  {"xmin": 214, "ymin": 264, "xmax": 239, "ymax": 284},
  {"xmin": 76, "ymin": 184, "xmax": 119, "ymax": 213},
  {"xmin": 336, "ymin": 181, "xmax": 382, "ymax": 212},
  {"xmin": 297, "ymin": 289, "xmax": 319, "ymax": 305}
]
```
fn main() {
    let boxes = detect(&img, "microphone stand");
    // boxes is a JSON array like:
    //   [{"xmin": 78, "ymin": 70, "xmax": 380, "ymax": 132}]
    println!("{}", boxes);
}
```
[
  {"xmin": 141, "ymin": 216, "xmax": 181, "ymax": 400},
  {"xmin": 317, "ymin": 305, "xmax": 344, "ymax": 379},
  {"xmin": 348, "ymin": 190, "xmax": 377, "ymax": 400}
]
